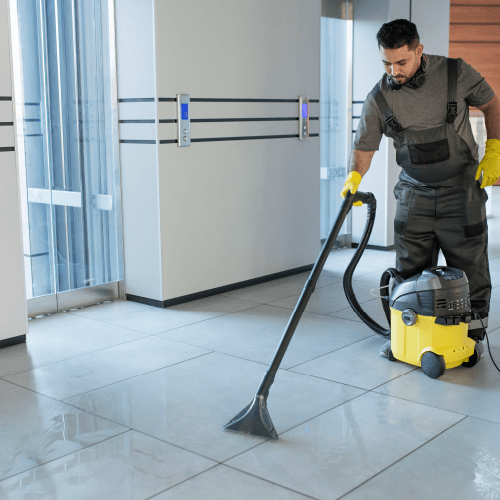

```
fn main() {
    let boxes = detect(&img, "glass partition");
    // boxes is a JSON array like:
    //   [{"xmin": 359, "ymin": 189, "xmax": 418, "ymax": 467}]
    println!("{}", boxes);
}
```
[
  {"xmin": 10, "ymin": 0, "xmax": 123, "ymax": 301},
  {"xmin": 320, "ymin": 1, "xmax": 353, "ymax": 246}
]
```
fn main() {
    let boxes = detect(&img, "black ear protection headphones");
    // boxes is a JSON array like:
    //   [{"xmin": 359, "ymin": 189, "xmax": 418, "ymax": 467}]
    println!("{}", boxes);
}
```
[{"xmin": 388, "ymin": 54, "xmax": 426, "ymax": 91}]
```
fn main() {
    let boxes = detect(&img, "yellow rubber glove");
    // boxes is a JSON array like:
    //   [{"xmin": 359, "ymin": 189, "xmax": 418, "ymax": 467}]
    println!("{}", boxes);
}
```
[
  {"xmin": 476, "ymin": 139, "xmax": 500, "ymax": 189},
  {"xmin": 340, "ymin": 171, "xmax": 363, "ymax": 206}
]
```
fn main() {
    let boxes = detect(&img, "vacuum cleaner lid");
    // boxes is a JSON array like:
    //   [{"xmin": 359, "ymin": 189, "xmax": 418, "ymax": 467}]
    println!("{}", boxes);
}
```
[{"xmin": 389, "ymin": 266, "xmax": 470, "ymax": 316}]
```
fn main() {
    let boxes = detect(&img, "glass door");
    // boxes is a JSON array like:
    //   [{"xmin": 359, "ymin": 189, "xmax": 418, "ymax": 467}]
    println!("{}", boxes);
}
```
[
  {"xmin": 320, "ymin": 0, "xmax": 353, "ymax": 246},
  {"xmin": 10, "ymin": 0, "xmax": 123, "ymax": 316}
]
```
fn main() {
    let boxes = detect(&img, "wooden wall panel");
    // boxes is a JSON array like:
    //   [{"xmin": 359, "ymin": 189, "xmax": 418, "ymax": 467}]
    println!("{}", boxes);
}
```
[
  {"xmin": 450, "ymin": 0, "xmax": 500, "ymax": 183},
  {"xmin": 450, "ymin": 0, "xmax": 500, "ymax": 99},
  {"xmin": 450, "ymin": 5, "xmax": 500, "ymax": 23},
  {"xmin": 450, "ymin": 24, "xmax": 500, "ymax": 42},
  {"xmin": 452, "ymin": 0, "xmax": 500, "ymax": 4}
]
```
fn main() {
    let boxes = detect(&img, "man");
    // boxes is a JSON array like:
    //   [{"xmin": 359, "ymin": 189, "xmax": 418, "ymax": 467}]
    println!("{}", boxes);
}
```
[{"xmin": 341, "ymin": 19, "xmax": 500, "ymax": 356}]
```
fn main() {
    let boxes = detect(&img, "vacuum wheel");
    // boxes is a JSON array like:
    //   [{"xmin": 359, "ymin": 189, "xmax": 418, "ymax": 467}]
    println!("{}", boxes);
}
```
[
  {"xmin": 462, "ymin": 343, "xmax": 482, "ymax": 368},
  {"xmin": 421, "ymin": 352, "xmax": 446, "ymax": 379}
]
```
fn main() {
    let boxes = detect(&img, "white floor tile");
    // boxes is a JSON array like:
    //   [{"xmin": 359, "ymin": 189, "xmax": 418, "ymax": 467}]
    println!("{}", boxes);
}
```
[
  {"xmin": 0, "ymin": 313, "xmax": 147, "ymax": 378},
  {"xmin": 101, "ymin": 295, "xmax": 259, "ymax": 335},
  {"xmin": 66, "ymin": 352, "xmax": 364, "ymax": 462},
  {"xmin": 342, "ymin": 417, "xmax": 500, "ymax": 500},
  {"xmin": 3, "ymin": 337, "xmax": 210, "ymax": 400},
  {"xmin": 374, "ymin": 346, "xmax": 500, "ymax": 424},
  {"xmin": 0, "ymin": 380, "xmax": 127, "ymax": 481},
  {"xmin": 269, "ymin": 281, "xmax": 375, "ymax": 315},
  {"xmin": 226, "ymin": 392, "xmax": 463, "ymax": 500},
  {"xmin": 68, "ymin": 299, "xmax": 152, "ymax": 320},
  {"xmin": 0, "ymin": 431, "xmax": 215, "ymax": 500},
  {"xmin": 329, "ymin": 297, "xmax": 389, "ymax": 326},
  {"xmin": 221, "ymin": 272, "xmax": 341, "ymax": 304},
  {"xmin": 157, "ymin": 304, "xmax": 374, "ymax": 369},
  {"xmin": 291, "ymin": 335, "xmax": 416, "ymax": 390},
  {"xmin": 152, "ymin": 465, "xmax": 310, "ymax": 499}
]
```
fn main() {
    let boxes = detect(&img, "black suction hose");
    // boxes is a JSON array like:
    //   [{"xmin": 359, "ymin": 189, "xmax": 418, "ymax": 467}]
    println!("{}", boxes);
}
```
[{"xmin": 342, "ymin": 194, "xmax": 402, "ymax": 339}]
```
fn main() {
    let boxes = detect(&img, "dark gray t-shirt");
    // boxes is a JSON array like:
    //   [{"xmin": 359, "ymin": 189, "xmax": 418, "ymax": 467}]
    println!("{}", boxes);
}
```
[{"xmin": 353, "ymin": 54, "xmax": 495, "ymax": 161}]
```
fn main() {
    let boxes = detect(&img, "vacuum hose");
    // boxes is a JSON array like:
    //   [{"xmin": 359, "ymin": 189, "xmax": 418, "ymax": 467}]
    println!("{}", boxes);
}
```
[{"xmin": 342, "ymin": 194, "xmax": 402, "ymax": 339}]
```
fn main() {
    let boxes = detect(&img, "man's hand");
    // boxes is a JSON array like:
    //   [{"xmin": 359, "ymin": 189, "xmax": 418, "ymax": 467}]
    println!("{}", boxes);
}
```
[
  {"xmin": 476, "ymin": 139, "xmax": 500, "ymax": 188},
  {"xmin": 341, "ymin": 171, "xmax": 363, "ymax": 206}
]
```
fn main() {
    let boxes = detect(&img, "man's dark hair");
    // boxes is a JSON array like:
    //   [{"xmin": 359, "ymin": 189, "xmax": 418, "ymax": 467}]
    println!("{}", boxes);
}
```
[{"xmin": 376, "ymin": 19, "xmax": 420, "ymax": 50}]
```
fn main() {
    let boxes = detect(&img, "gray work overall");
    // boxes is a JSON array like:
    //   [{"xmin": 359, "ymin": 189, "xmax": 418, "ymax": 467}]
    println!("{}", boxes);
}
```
[{"xmin": 371, "ymin": 58, "xmax": 491, "ymax": 339}]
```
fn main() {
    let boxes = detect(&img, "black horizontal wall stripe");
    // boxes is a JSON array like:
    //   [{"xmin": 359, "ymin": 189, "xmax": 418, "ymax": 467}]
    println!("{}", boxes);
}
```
[
  {"xmin": 159, "ymin": 133, "xmax": 320, "ymax": 144},
  {"xmin": 25, "ymin": 134, "xmax": 43, "ymax": 137},
  {"xmin": 194, "ymin": 98, "xmax": 299, "ymax": 102},
  {"xmin": 0, "ymin": 147, "xmax": 15, "ymax": 152},
  {"xmin": 24, "ymin": 119, "xmax": 40, "ymax": 122},
  {"xmin": 159, "ymin": 98, "xmax": 320, "ymax": 103},
  {"xmin": 0, "ymin": 122, "xmax": 14, "ymax": 126},
  {"xmin": 192, "ymin": 134, "xmax": 299, "ymax": 142},
  {"xmin": 0, "ymin": 96, "xmax": 12, "ymax": 101},
  {"xmin": 118, "ymin": 98, "xmax": 155, "ymax": 103},
  {"xmin": 194, "ymin": 116, "xmax": 319, "ymax": 123},
  {"xmin": 120, "ymin": 139, "xmax": 156, "ymax": 144},
  {"xmin": 352, "ymin": 101, "xmax": 364, "ymax": 104},
  {"xmin": 159, "ymin": 117, "xmax": 320, "ymax": 124},
  {"xmin": 24, "ymin": 102, "xmax": 40, "ymax": 106},
  {"xmin": 119, "ymin": 119, "xmax": 156, "ymax": 124}
]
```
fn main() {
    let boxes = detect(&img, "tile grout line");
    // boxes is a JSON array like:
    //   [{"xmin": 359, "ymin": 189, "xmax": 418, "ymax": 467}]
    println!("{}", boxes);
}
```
[
  {"xmin": 53, "ymin": 402, "xmax": 222, "ymax": 464},
  {"xmin": 142, "ymin": 463, "xmax": 222, "ymax": 500},
  {"xmin": 56, "ymin": 352, "xmax": 214, "ymax": 402},
  {"xmin": 335, "ymin": 416, "xmax": 468, "ymax": 500},
  {"xmin": 223, "ymin": 464, "xmax": 321, "ymax": 500},
  {"xmin": 1, "ymin": 349, "xmax": 210, "ymax": 405},
  {"xmin": 0, "ymin": 330, "xmax": 218, "ymax": 379},
  {"xmin": 368, "ymin": 388, "xmax": 471, "ymax": 419},
  {"xmin": 285, "ymin": 334, "xmax": 378, "ymax": 371},
  {"xmin": 0, "ymin": 428, "xmax": 131, "ymax": 484}
]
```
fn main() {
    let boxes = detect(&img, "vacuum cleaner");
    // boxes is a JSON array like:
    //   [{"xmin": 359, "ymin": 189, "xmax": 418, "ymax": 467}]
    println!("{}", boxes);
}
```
[{"xmin": 224, "ymin": 190, "xmax": 498, "ymax": 440}]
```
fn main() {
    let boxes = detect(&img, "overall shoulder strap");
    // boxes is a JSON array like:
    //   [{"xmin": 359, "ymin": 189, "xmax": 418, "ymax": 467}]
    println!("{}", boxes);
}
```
[
  {"xmin": 371, "ymin": 81, "xmax": 403, "ymax": 134},
  {"xmin": 447, "ymin": 58, "xmax": 458, "ymax": 124}
]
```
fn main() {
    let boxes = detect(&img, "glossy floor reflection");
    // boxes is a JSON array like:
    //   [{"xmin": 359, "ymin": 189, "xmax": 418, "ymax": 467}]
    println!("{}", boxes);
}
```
[{"xmin": 0, "ymin": 190, "xmax": 499, "ymax": 499}]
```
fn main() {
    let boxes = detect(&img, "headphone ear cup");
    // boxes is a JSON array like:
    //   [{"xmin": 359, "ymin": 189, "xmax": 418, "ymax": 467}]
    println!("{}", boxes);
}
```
[{"xmin": 388, "ymin": 75, "xmax": 401, "ymax": 91}]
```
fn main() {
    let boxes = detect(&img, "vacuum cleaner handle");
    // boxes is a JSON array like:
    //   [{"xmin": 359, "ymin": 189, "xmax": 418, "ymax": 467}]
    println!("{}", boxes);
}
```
[{"xmin": 352, "ymin": 191, "xmax": 375, "ymax": 205}]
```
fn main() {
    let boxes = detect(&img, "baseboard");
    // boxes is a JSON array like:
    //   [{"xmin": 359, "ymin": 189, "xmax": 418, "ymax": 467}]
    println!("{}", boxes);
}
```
[
  {"xmin": 126, "ymin": 264, "xmax": 314, "ymax": 309},
  {"xmin": 125, "ymin": 294, "xmax": 163, "ymax": 308},
  {"xmin": 0, "ymin": 334, "xmax": 26, "ymax": 349},
  {"xmin": 351, "ymin": 243, "xmax": 395, "ymax": 251}
]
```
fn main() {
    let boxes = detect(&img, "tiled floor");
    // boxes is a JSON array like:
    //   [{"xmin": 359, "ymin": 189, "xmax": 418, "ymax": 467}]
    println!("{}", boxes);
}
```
[{"xmin": 1, "ymin": 189, "xmax": 500, "ymax": 499}]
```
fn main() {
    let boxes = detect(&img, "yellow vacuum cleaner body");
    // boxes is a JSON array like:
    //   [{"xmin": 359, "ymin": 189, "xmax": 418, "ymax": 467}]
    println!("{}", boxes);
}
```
[{"xmin": 388, "ymin": 267, "xmax": 479, "ymax": 378}]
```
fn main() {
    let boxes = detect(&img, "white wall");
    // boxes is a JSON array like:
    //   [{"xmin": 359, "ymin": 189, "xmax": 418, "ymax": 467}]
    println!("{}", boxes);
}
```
[
  {"xmin": 352, "ymin": 0, "xmax": 449, "ymax": 247},
  {"xmin": 412, "ymin": 0, "xmax": 450, "ymax": 58},
  {"xmin": 152, "ymin": 0, "xmax": 321, "ymax": 302},
  {"xmin": 115, "ymin": 0, "xmax": 163, "ymax": 301},
  {"xmin": 0, "ymin": 0, "xmax": 28, "ymax": 342}
]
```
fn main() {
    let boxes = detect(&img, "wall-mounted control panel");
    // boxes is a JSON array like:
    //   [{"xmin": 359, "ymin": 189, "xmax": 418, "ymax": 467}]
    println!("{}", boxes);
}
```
[
  {"xmin": 299, "ymin": 96, "xmax": 309, "ymax": 141},
  {"xmin": 177, "ymin": 94, "xmax": 191, "ymax": 147}
]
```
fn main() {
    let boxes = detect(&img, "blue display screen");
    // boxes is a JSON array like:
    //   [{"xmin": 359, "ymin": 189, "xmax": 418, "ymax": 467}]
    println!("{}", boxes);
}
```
[
  {"xmin": 302, "ymin": 103, "xmax": 308, "ymax": 118},
  {"xmin": 181, "ymin": 103, "xmax": 189, "ymax": 120}
]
